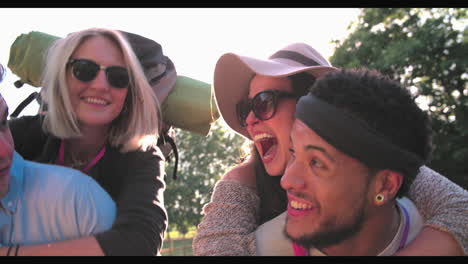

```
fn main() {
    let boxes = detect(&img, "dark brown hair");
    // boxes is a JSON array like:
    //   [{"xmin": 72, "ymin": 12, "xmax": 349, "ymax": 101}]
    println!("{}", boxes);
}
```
[{"xmin": 254, "ymin": 72, "xmax": 316, "ymax": 224}]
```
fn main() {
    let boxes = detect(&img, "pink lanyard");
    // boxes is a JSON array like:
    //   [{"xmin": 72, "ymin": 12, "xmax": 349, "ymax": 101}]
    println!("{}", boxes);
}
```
[
  {"xmin": 292, "ymin": 242, "xmax": 308, "ymax": 256},
  {"xmin": 57, "ymin": 140, "xmax": 106, "ymax": 174},
  {"xmin": 291, "ymin": 204, "xmax": 410, "ymax": 256}
]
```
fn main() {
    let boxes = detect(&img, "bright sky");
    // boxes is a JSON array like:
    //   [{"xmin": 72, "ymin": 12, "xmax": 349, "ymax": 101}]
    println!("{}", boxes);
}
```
[{"xmin": 0, "ymin": 8, "xmax": 360, "ymax": 116}]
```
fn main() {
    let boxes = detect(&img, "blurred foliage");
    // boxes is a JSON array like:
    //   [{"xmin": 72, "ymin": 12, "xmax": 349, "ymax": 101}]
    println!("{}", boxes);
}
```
[
  {"xmin": 163, "ymin": 120, "xmax": 247, "ymax": 234},
  {"xmin": 331, "ymin": 8, "xmax": 468, "ymax": 189}
]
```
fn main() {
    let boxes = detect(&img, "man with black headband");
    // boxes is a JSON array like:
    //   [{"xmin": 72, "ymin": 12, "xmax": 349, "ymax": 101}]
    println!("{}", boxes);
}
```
[{"xmin": 258, "ymin": 69, "xmax": 431, "ymax": 256}]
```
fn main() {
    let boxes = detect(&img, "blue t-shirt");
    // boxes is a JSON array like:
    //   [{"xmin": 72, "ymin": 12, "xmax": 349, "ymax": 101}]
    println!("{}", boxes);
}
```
[{"xmin": 0, "ymin": 152, "xmax": 116, "ymax": 246}]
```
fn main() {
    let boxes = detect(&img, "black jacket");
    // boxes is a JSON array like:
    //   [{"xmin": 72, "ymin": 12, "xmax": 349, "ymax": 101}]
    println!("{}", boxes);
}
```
[{"xmin": 9, "ymin": 115, "xmax": 168, "ymax": 256}]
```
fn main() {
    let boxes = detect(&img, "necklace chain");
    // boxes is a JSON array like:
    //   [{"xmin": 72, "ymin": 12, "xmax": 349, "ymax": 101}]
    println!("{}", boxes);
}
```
[
  {"xmin": 62, "ymin": 140, "xmax": 106, "ymax": 170},
  {"xmin": 66, "ymin": 152, "xmax": 91, "ymax": 169}
]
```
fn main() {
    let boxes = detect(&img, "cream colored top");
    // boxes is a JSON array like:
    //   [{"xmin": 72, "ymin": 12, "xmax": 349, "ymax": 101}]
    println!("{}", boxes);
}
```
[{"xmin": 255, "ymin": 197, "xmax": 423, "ymax": 256}]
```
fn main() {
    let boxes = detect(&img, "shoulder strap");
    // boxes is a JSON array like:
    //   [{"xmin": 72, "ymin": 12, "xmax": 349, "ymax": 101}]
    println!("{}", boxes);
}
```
[
  {"xmin": 157, "ymin": 131, "xmax": 179, "ymax": 181},
  {"xmin": 10, "ymin": 92, "xmax": 40, "ymax": 118}
]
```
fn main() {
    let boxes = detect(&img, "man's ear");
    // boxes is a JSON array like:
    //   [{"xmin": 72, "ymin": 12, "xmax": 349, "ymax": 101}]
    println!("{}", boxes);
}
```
[{"xmin": 371, "ymin": 170, "xmax": 403, "ymax": 206}]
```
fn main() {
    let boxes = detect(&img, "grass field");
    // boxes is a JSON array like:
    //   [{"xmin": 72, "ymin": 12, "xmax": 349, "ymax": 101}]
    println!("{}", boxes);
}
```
[
  {"xmin": 161, "ymin": 226, "xmax": 196, "ymax": 256},
  {"xmin": 164, "ymin": 226, "xmax": 197, "ymax": 239},
  {"xmin": 161, "ymin": 237, "xmax": 193, "ymax": 256}
]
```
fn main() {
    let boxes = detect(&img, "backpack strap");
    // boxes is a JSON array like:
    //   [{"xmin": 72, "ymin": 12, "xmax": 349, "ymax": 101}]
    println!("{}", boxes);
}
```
[
  {"xmin": 10, "ymin": 91, "xmax": 39, "ymax": 118},
  {"xmin": 157, "ymin": 131, "xmax": 179, "ymax": 180}
]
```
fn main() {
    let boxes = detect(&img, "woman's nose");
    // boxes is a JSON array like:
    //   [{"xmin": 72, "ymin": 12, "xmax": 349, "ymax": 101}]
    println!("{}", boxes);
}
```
[
  {"xmin": 245, "ymin": 110, "xmax": 259, "ymax": 127},
  {"xmin": 89, "ymin": 69, "xmax": 111, "ymax": 90}
]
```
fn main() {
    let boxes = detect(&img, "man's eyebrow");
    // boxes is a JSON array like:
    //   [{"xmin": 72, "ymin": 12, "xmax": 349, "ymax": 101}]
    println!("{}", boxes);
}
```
[
  {"xmin": 304, "ymin": 145, "xmax": 335, "ymax": 162},
  {"xmin": 290, "ymin": 135, "xmax": 335, "ymax": 162}
]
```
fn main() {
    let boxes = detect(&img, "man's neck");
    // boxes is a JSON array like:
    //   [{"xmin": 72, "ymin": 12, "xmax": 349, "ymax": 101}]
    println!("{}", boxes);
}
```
[{"xmin": 320, "ymin": 203, "xmax": 401, "ymax": 256}]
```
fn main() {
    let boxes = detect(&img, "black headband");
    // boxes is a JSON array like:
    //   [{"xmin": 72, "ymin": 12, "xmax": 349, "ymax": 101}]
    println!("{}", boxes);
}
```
[{"xmin": 295, "ymin": 94, "xmax": 424, "ymax": 171}]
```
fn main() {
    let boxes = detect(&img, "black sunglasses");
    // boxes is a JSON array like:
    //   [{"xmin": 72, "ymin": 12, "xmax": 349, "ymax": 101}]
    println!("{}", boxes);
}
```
[
  {"xmin": 236, "ymin": 90, "xmax": 298, "ymax": 127},
  {"xmin": 67, "ymin": 58, "xmax": 130, "ymax": 89}
]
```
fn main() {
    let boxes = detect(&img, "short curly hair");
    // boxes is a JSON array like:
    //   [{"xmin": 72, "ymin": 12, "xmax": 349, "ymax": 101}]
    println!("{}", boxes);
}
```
[{"xmin": 309, "ymin": 69, "xmax": 433, "ymax": 197}]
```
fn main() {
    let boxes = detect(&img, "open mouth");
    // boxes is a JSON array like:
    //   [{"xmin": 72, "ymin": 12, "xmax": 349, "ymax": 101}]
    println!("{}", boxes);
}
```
[
  {"xmin": 260, "ymin": 138, "xmax": 277, "ymax": 156},
  {"xmin": 254, "ymin": 133, "xmax": 278, "ymax": 159},
  {"xmin": 290, "ymin": 200, "xmax": 314, "ymax": 210},
  {"xmin": 288, "ymin": 195, "xmax": 316, "ymax": 216},
  {"xmin": 82, "ymin": 97, "xmax": 109, "ymax": 105}
]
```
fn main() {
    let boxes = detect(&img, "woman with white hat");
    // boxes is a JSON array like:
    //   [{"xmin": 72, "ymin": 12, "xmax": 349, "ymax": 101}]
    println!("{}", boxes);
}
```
[{"xmin": 193, "ymin": 43, "xmax": 467, "ymax": 255}]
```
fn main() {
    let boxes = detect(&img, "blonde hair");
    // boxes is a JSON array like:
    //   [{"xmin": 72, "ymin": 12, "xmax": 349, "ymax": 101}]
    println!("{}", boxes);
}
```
[{"xmin": 41, "ymin": 28, "xmax": 161, "ymax": 152}]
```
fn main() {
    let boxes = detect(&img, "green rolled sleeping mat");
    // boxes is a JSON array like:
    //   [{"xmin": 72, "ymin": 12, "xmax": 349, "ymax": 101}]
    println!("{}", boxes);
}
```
[
  {"xmin": 7, "ymin": 31, "xmax": 219, "ymax": 136},
  {"xmin": 161, "ymin": 76, "xmax": 219, "ymax": 135},
  {"xmin": 8, "ymin": 31, "xmax": 60, "ymax": 88}
]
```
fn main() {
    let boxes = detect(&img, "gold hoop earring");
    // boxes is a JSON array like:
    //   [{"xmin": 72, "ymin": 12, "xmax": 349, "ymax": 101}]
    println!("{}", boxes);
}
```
[{"xmin": 375, "ymin": 193, "xmax": 385, "ymax": 204}]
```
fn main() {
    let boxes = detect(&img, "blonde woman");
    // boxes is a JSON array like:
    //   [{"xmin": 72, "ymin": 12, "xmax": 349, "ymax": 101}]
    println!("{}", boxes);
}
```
[{"xmin": 5, "ymin": 28, "xmax": 168, "ymax": 255}]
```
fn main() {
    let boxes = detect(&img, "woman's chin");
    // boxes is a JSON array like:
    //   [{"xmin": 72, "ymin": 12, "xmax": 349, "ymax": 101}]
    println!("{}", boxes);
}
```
[{"xmin": 264, "ymin": 162, "xmax": 286, "ymax": 177}]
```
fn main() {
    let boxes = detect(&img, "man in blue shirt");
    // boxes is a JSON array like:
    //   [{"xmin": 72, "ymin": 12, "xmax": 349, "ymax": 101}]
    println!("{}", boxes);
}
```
[{"xmin": 0, "ymin": 63, "xmax": 115, "ymax": 253}]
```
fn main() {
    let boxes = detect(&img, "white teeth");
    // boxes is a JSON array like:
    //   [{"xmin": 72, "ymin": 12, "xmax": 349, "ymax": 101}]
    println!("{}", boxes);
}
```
[
  {"xmin": 290, "ymin": 200, "xmax": 313, "ymax": 210},
  {"xmin": 254, "ymin": 133, "xmax": 274, "ymax": 141},
  {"xmin": 84, "ymin": 97, "xmax": 108, "ymax": 105}
]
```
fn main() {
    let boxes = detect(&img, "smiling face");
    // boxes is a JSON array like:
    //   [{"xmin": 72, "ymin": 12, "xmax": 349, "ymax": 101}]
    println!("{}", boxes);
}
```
[
  {"xmin": 0, "ymin": 95, "xmax": 13, "ymax": 198},
  {"xmin": 281, "ymin": 119, "xmax": 374, "ymax": 248},
  {"xmin": 67, "ymin": 35, "xmax": 129, "ymax": 130},
  {"xmin": 245, "ymin": 75, "xmax": 297, "ymax": 176}
]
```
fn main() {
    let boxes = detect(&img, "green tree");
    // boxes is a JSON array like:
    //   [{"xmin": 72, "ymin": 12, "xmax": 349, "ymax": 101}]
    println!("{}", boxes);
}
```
[
  {"xmin": 331, "ymin": 8, "xmax": 468, "ymax": 189},
  {"xmin": 163, "ymin": 120, "xmax": 247, "ymax": 235}
]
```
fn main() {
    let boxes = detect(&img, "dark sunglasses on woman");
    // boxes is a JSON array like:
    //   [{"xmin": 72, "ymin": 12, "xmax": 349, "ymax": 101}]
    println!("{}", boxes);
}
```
[
  {"xmin": 68, "ymin": 58, "xmax": 130, "ymax": 89},
  {"xmin": 236, "ymin": 89, "xmax": 299, "ymax": 127}
]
